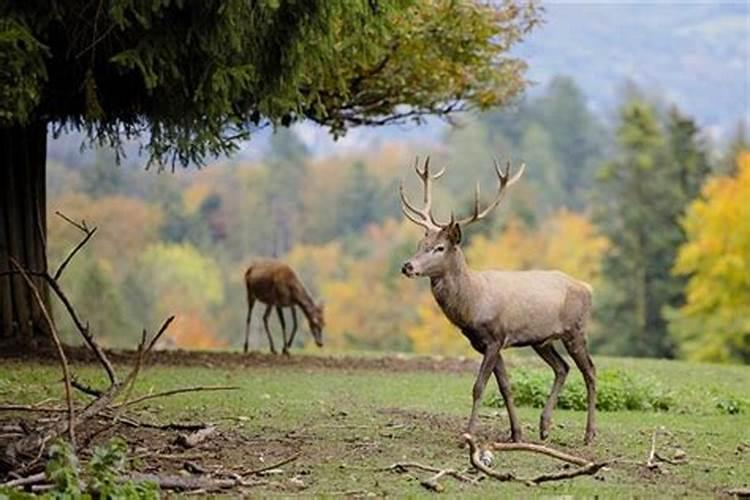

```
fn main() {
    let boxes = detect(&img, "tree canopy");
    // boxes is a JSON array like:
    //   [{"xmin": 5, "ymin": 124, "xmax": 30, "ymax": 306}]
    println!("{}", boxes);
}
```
[{"xmin": 1, "ymin": 0, "xmax": 540, "ymax": 167}]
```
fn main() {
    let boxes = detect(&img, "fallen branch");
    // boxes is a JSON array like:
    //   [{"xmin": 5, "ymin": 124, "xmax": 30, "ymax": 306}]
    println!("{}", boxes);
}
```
[
  {"xmin": 111, "ymin": 385, "xmax": 240, "ymax": 410},
  {"xmin": 386, "ymin": 461, "xmax": 475, "ymax": 492},
  {"xmin": 464, "ymin": 434, "xmax": 514, "ymax": 481},
  {"xmin": 490, "ymin": 441, "xmax": 592, "ymax": 467},
  {"xmin": 0, "ymin": 405, "xmax": 68, "ymax": 413},
  {"xmin": 242, "ymin": 452, "xmax": 301, "ymax": 477},
  {"xmin": 465, "ymin": 433, "xmax": 608, "ymax": 486},
  {"xmin": 10, "ymin": 257, "xmax": 76, "ymax": 450},
  {"xmin": 525, "ymin": 460, "xmax": 608, "ymax": 485},
  {"xmin": 646, "ymin": 429, "xmax": 659, "ymax": 469},
  {"xmin": 1, "ymin": 471, "xmax": 46, "ymax": 488},
  {"xmin": 127, "ymin": 473, "xmax": 262, "ymax": 491}
]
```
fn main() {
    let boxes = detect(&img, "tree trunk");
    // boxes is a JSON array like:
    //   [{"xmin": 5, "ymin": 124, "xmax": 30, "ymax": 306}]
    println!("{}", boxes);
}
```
[{"xmin": 0, "ymin": 121, "xmax": 51, "ymax": 349}]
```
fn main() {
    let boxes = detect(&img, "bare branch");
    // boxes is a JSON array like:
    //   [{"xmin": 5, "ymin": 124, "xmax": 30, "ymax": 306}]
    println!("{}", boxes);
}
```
[
  {"xmin": 53, "ymin": 226, "xmax": 97, "ymax": 281},
  {"xmin": 463, "ymin": 434, "xmax": 514, "ymax": 481},
  {"xmin": 10, "ymin": 257, "xmax": 76, "ymax": 449},
  {"xmin": 54, "ymin": 211, "xmax": 89, "ymax": 233},
  {"xmin": 490, "ymin": 441, "xmax": 592, "ymax": 467},
  {"xmin": 242, "ymin": 452, "xmax": 301, "ymax": 477},
  {"xmin": 111, "ymin": 385, "xmax": 240, "ymax": 410}
]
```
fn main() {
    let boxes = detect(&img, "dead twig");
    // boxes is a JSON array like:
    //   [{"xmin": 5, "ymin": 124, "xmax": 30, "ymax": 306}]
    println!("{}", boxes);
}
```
[
  {"xmin": 646, "ymin": 428, "xmax": 659, "ymax": 469},
  {"xmin": 490, "ymin": 440, "xmax": 592, "ymax": 467},
  {"xmin": 465, "ymin": 433, "xmax": 608, "ymax": 485},
  {"xmin": 71, "ymin": 378, "xmax": 103, "ymax": 397},
  {"xmin": 0, "ymin": 405, "xmax": 68, "ymax": 413},
  {"xmin": 1, "ymin": 471, "xmax": 46, "ymax": 488},
  {"xmin": 111, "ymin": 385, "xmax": 239, "ymax": 410},
  {"xmin": 464, "ymin": 434, "xmax": 514, "ymax": 481},
  {"xmin": 126, "ymin": 473, "xmax": 260, "ymax": 491},
  {"xmin": 525, "ymin": 460, "xmax": 609, "ymax": 485},
  {"xmin": 242, "ymin": 452, "xmax": 301, "ymax": 477},
  {"xmin": 53, "ymin": 222, "xmax": 96, "ymax": 280},
  {"xmin": 386, "ymin": 462, "xmax": 475, "ymax": 492},
  {"xmin": 10, "ymin": 257, "xmax": 76, "ymax": 450}
]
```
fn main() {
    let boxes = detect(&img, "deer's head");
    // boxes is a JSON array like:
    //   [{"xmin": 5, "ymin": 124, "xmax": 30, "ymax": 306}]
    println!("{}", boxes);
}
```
[
  {"xmin": 309, "ymin": 302, "xmax": 325, "ymax": 347},
  {"xmin": 400, "ymin": 156, "xmax": 524, "ymax": 279}
]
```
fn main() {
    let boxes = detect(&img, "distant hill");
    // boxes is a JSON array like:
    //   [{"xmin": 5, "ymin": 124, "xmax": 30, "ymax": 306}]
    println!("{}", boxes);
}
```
[{"xmin": 516, "ymin": 2, "xmax": 749, "ymax": 137}]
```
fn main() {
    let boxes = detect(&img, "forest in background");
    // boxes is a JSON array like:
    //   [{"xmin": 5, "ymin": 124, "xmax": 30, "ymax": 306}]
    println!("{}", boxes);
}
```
[{"xmin": 47, "ymin": 76, "xmax": 750, "ymax": 363}]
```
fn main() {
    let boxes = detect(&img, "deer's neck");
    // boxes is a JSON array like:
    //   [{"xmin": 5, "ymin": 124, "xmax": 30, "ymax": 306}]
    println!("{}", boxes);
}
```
[
  {"xmin": 293, "ymin": 284, "xmax": 317, "ymax": 326},
  {"xmin": 429, "ymin": 249, "xmax": 479, "ymax": 329}
]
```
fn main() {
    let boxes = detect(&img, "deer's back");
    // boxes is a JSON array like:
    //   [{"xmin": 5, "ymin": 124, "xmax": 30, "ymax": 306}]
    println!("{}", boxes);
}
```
[
  {"xmin": 245, "ymin": 259, "xmax": 301, "ymax": 306},
  {"xmin": 479, "ymin": 269, "xmax": 592, "ymax": 346}
]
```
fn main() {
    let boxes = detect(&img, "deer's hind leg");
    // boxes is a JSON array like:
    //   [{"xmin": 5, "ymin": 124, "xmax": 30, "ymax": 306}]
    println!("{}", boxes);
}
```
[
  {"xmin": 532, "ymin": 342, "xmax": 569, "ymax": 441},
  {"xmin": 244, "ymin": 298, "xmax": 255, "ymax": 354},
  {"xmin": 276, "ymin": 307, "xmax": 289, "ymax": 356},
  {"xmin": 562, "ymin": 333, "xmax": 597, "ymax": 444},
  {"xmin": 262, "ymin": 304, "xmax": 277, "ymax": 355}
]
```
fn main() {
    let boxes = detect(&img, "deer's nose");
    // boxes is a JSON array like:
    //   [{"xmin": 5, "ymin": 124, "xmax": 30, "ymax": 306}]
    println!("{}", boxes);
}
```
[{"xmin": 401, "ymin": 262, "xmax": 414, "ymax": 275}]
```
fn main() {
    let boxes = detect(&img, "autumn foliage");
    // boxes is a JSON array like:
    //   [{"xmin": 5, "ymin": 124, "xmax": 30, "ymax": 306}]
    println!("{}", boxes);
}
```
[{"xmin": 667, "ymin": 151, "xmax": 750, "ymax": 362}]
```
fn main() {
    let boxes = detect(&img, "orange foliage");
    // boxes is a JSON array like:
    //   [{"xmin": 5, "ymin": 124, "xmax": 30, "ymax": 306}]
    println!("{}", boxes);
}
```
[{"xmin": 162, "ymin": 313, "xmax": 226, "ymax": 350}]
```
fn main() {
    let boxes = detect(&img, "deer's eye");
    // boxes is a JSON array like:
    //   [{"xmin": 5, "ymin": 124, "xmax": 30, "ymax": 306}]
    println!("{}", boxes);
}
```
[{"xmin": 433, "ymin": 245, "xmax": 445, "ymax": 253}]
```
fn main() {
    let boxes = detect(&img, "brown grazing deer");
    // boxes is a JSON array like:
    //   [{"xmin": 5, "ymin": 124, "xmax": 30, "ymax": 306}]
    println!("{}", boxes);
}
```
[
  {"xmin": 400, "ymin": 157, "xmax": 596, "ymax": 444},
  {"xmin": 244, "ymin": 259, "xmax": 325, "ymax": 355}
]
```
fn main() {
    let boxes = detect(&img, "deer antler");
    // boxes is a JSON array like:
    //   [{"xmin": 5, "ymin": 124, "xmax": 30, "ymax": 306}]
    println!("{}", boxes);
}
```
[
  {"xmin": 400, "ymin": 156, "xmax": 446, "ymax": 232},
  {"xmin": 453, "ymin": 157, "xmax": 525, "ymax": 226}
]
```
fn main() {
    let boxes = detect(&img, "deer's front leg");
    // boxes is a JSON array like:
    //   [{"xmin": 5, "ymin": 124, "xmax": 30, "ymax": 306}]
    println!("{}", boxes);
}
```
[
  {"xmin": 493, "ymin": 352, "xmax": 523, "ymax": 442},
  {"xmin": 276, "ymin": 307, "xmax": 289, "ymax": 356},
  {"xmin": 467, "ymin": 344, "xmax": 500, "ymax": 436},
  {"xmin": 286, "ymin": 306, "xmax": 298, "ymax": 350}
]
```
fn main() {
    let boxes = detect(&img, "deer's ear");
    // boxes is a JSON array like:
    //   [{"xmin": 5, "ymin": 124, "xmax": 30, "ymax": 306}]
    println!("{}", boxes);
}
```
[{"xmin": 446, "ymin": 222, "xmax": 462, "ymax": 245}]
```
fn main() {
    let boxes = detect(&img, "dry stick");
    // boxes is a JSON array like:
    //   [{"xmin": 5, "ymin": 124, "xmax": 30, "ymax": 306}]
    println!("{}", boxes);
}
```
[
  {"xmin": 490, "ymin": 441, "xmax": 593, "ymax": 467},
  {"xmin": 463, "ymin": 434, "xmax": 515, "ymax": 482},
  {"xmin": 10, "ymin": 258, "xmax": 76, "ymax": 449},
  {"xmin": 1, "ymin": 471, "xmax": 46, "ymax": 488},
  {"xmin": 54, "ymin": 210, "xmax": 89, "ymax": 233},
  {"xmin": 466, "ymin": 434, "xmax": 608, "ymax": 486},
  {"xmin": 53, "ymin": 225, "xmax": 97, "ymax": 280},
  {"xmin": 525, "ymin": 460, "xmax": 609, "ymax": 485},
  {"xmin": 386, "ymin": 462, "xmax": 475, "ymax": 492},
  {"xmin": 242, "ymin": 452, "xmax": 302, "ymax": 477},
  {"xmin": 0, "ymin": 405, "xmax": 68, "ymax": 413},
  {"xmin": 71, "ymin": 378, "xmax": 103, "ymax": 397},
  {"xmin": 126, "ymin": 473, "xmax": 257, "ymax": 491},
  {"xmin": 146, "ymin": 315, "xmax": 176, "ymax": 353},
  {"xmin": 49, "ymin": 213, "xmax": 117, "ymax": 387},
  {"xmin": 646, "ymin": 429, "xmax": 659, "ymax": 469},
  {"xmin": 111, "ymin": 385, "xmax": 239, "ymax": 410}
]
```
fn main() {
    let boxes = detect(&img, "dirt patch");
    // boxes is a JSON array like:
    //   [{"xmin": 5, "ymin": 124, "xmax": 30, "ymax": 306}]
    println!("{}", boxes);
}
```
[{"xmin": 2, "ymin": 345, "xmax": 480, "ymax": 374}]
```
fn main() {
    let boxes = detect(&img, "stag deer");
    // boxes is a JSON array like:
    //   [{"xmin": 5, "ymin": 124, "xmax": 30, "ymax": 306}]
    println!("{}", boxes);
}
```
[
  {"xmin": 244, "ymin": 259, "xmax": 325, "ymax": 355},
  {"xmin": 400, "ymin": 157, "xmax": 596, "ymax": 444}
]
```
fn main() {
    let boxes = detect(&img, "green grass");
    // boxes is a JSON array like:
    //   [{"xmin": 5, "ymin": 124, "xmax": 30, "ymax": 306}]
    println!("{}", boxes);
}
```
[{"xmin": 1, "ymin": 355, "xmax": 748, "ymax": 497}]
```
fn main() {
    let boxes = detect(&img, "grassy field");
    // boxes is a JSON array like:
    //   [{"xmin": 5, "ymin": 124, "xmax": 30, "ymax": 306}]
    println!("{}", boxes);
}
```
[{"xmin": 1, "ymin": 353, "xmax": 748, "ymax": 497}]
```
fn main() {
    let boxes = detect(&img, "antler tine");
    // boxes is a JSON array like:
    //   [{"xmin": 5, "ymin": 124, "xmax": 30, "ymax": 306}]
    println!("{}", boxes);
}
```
[
  {"xmin": 455, "ymin": 157, "xmax": 526, "ymax": 226},
  {"xmin": 400, "ymin": 156, "xmax": 444, "ymax": 231}
]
